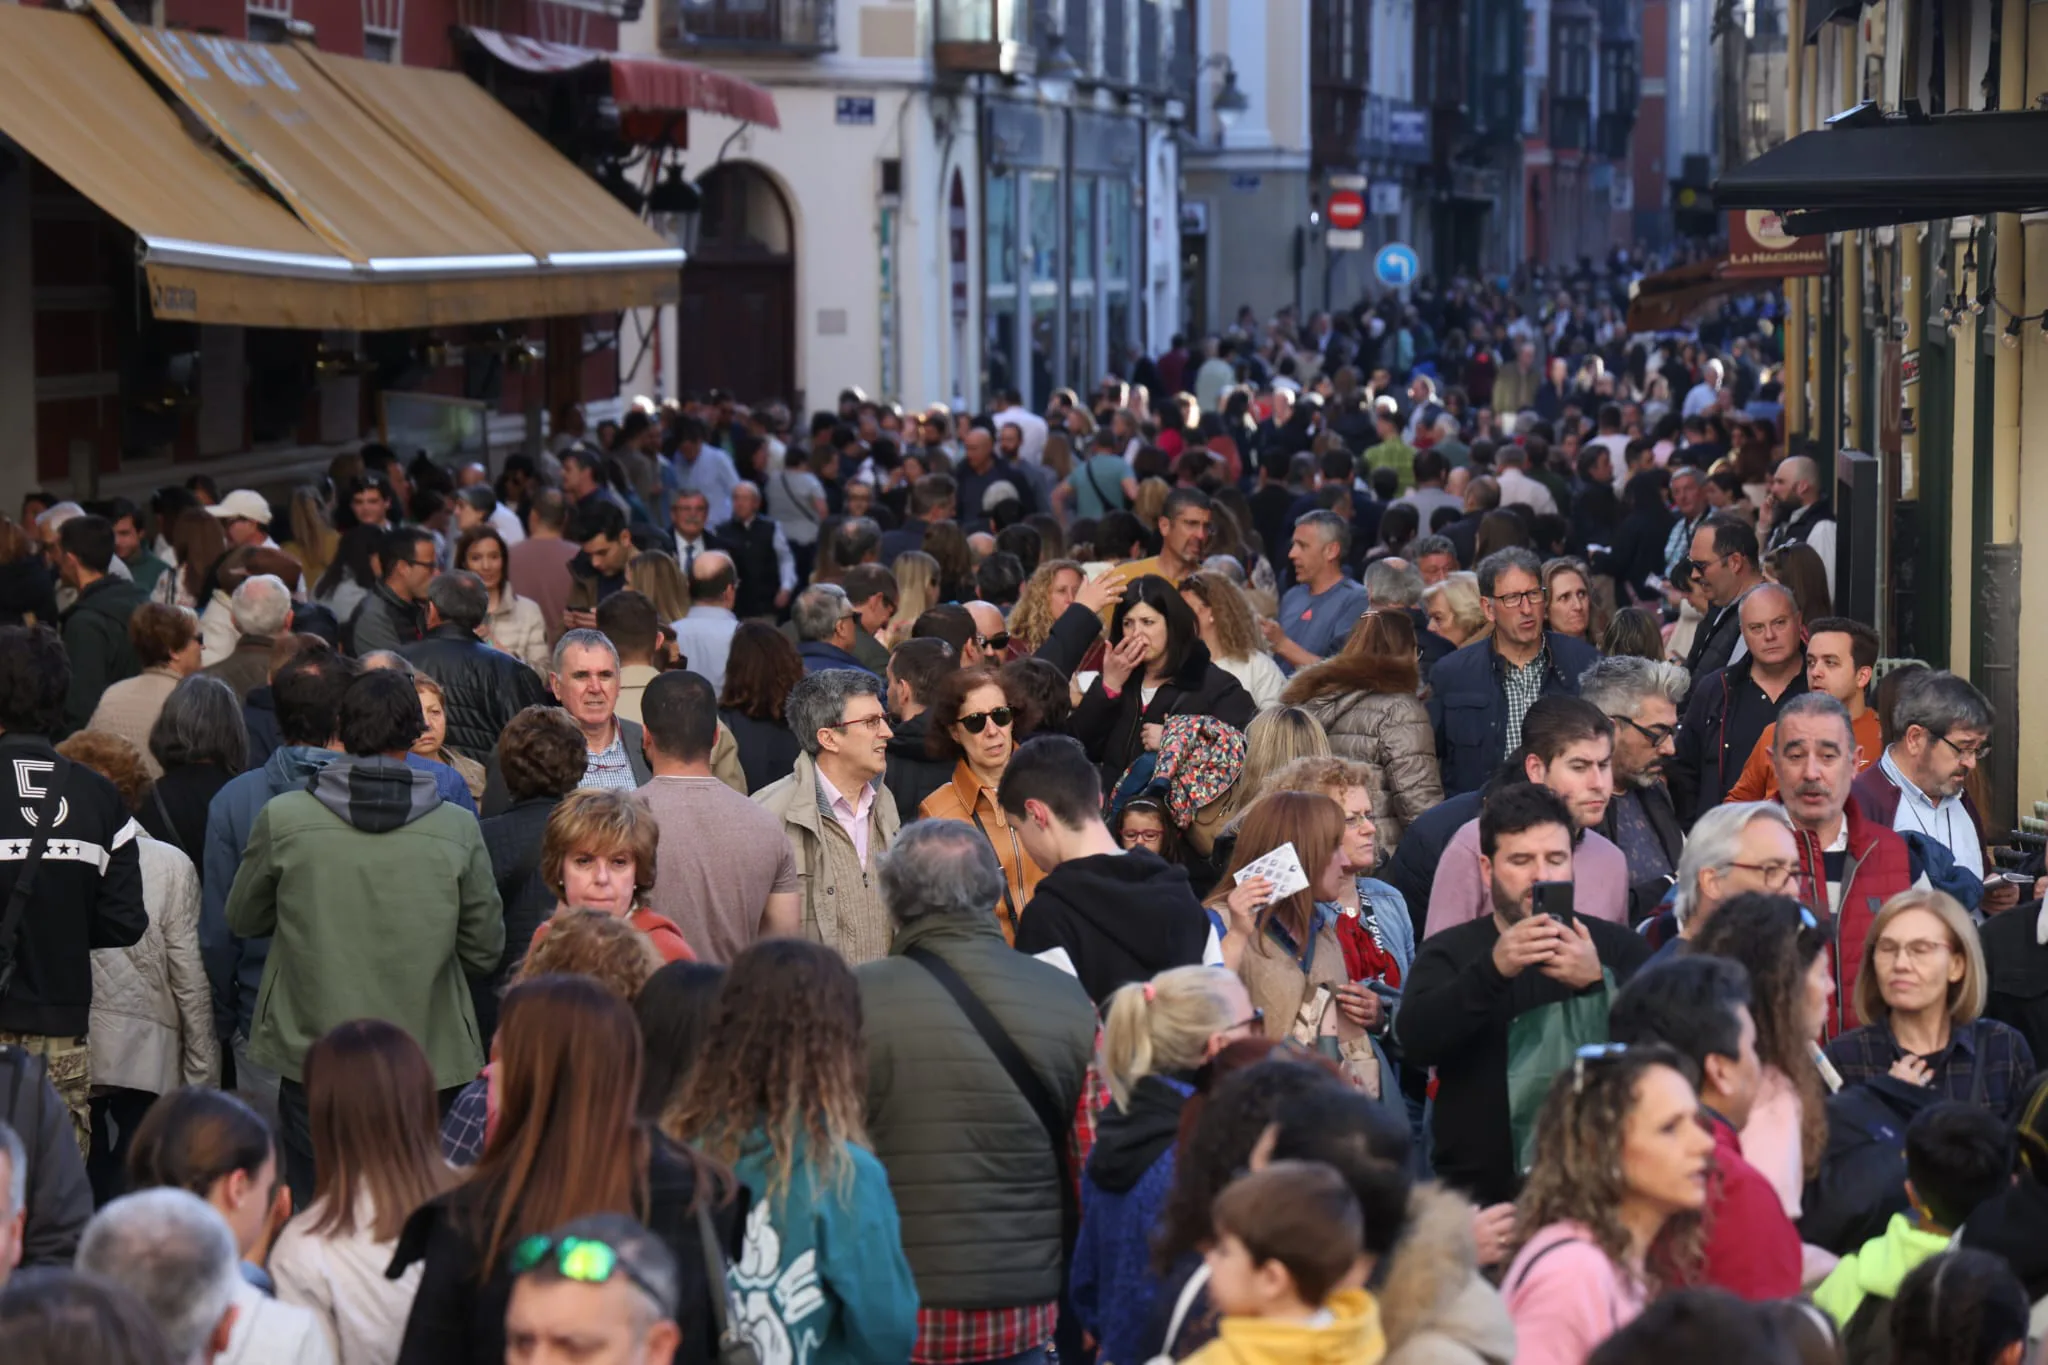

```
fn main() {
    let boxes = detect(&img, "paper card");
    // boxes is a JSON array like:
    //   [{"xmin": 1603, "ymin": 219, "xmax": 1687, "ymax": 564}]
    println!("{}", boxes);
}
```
[{"xmin": 1233, "ymin": 841, "xmax": 1310, "ymax": 901}]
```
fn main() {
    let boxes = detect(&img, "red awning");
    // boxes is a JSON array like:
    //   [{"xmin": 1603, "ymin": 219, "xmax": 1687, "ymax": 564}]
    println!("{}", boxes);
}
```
[{"xmin": 461, "ymin": 28, "xmax": 779, "ymax": 129}]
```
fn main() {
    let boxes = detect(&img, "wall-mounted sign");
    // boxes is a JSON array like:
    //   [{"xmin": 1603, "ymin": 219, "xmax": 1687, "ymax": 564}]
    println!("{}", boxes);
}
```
[
  {"xmin": 1726, "ymin": 210, "xmax": 1827, "ymax": 278},
  {"xmin": 835, "ymin": 96, "xmax": 875, "ymax": 125}
]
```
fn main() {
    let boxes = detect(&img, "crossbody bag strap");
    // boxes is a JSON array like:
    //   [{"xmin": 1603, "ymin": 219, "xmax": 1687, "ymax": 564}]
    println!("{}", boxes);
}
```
[
  {"xmin": 0, "ymin": 756, "xmax": 71, "ymax": 1002},
  {"xmin": 1083, "ymin": 458, "xmax": 1121, "ymax": 511},
  {"xmin": 904, "ymin": 945, "xmax": 1077, "ymax": 1245},
  {"xmin": 693, "ymin": 1201, "xmax": 761, "ymax": 1365},
  {"xmin": 149, "ymin": 783, "xmax": 186, "ymax": 854},
  {"xmin": 777, "ymin": 473, "xmax": 820, "ymax": 525},
  {"xmin": 966, "ymin": 810, "xmax": 1021, "ymax": 936}
]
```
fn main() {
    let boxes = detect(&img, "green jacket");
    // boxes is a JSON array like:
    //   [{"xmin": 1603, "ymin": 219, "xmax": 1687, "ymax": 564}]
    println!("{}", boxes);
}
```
[
  {"xmin": 855, "ymin": 911, "xmax": 1095, "ymax": 1311},
  {"xmin": 1812, "ymin": 1211, "xmax": 1951, "ymax": 1328},
  {"xmin": 61, "ymin": 576, "xmax": 149, "ymax": 734},
  {"xmin": 224, "ymin": 755, "xmax": 504, "ymax": 1088},
  {"xmin": 123, "ymin": 551, "xmax": 171, "ymax": 599},
  {"xmin": 1364, "ymin": 437, "xmax": 1418, "ymax": 492}
]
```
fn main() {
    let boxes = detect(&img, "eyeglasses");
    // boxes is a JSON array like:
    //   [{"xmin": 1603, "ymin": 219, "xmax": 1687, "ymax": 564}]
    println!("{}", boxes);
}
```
[
  {"xmin": 1874, "ymin": 937, "xmax": 1954, "ymax": 966},
  {"xmin": 1685, "ymin": 553, "xmax": 1727, "ymax": 573},
  {"xmin": 407, "ymin": 557, "xmax": 438, "ymax": 570},
  {"xmin": 1489, "ymin": 589, "xmax": 1548, "ymax": 609},
  {"xmin": 1610, "ymin": 714, "xmax": 1678, "ymax": 748},
  {"xmin": 1726, "ymin": 859, "xmax": 1799, "ymax": 891},
  {"xmin": 1122, "ymin": 827, "xmax": 1164, "ymax": 846},
  {"xmin": 957, "ymin": 706, "xmax": 1015, "ymax": 734},
  {"xmin": 826, "ymin": 713, "xmax": 891, "ymax": 733},
  {"xmin": 1572, "ymin": 1042, "xmax": 1631, "ymax": 1094},
  {"xmin": 1229, "ymin": 1007, "xmax": 1266, "ymax": 1034},
  {"xmin": 509, "ymin": 1234, "xmax": 668, "ymax": 1309},
  {"xmin": 975, "ymin": 632, "xmax": 1012, "ymax": 652},
  {"xmin": 1934, "ymin": 732, "xmax": 1986, "ymax": 764}
]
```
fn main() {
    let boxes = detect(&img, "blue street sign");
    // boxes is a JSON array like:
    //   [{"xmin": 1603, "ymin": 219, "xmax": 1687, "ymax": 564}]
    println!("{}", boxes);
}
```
[{"xmin": 1374, "ymin": 243, "xmax": 1419, "ymax": 287}]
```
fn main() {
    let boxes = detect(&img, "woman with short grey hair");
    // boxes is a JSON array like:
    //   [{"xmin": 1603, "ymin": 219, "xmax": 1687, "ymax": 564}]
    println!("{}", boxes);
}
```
[{"xmin": 139, "ymin": 675, "xmax": 246, "ymax": 857}]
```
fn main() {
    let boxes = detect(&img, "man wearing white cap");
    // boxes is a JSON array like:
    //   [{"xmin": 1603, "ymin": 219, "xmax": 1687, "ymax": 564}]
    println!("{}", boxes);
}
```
[{"xmin": 209, "ymin": 491, "xmax": 304, "ymax": 594}]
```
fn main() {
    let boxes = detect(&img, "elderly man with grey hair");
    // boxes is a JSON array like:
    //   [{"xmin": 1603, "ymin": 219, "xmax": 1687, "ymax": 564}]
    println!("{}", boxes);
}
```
[
  {"xmin": 1853, "ymin": 668, "xmax": 1996, "ymax": 888},
  {"xmin": 791, "ymin": 583, "xmax": 877, "ymax": 679},
  {"xmin": 198, "ymin": 574, "xmax": 292, "ymax": 703},
  {"xmin": 402, "ymin": 570, "xmax": 548, "ymax": 763},
  {"xmin": 1643, "ymin": 801, "xmax": 1802, "ymax": 964},
  {"xmin": 753, "ymin": 669, "xmax": 900, "ymax": 963},
  {"xmin": 856, "ymin": 819, "xmax": 1093, "ymax": 1365},
  {"xmin": 75, "ymin": 1187, "xmax": 288, "ymax": 1365},
  {"xmin": 1580, "ymin": 655, "xmax": 1692, "ymax": 919}
]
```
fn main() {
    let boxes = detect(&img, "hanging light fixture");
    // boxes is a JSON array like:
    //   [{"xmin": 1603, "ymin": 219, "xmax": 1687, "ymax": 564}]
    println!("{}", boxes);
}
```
[{"xmin": 1036, "ymin": 23, "xmax": 1081, "ymax": 105}]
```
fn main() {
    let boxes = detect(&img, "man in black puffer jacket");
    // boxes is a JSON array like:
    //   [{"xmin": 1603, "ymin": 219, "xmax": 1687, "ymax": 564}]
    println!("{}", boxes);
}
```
[
  {"xmin": 1002, "ymin": 735, "xmax": 1215, "ymax": 1003},
  {"xmin": 402, "ymin": 571, "xmax": 548, "ymax": 764}
]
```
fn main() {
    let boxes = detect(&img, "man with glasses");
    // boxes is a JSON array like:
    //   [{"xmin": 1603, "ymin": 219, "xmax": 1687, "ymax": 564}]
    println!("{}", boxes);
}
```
[
  {"xmin": 1643, "ymin": 802, "xmax": 1802, "ymax": 961},
  {"xmin": 1852, "ymin": 670, "xmax": 2003, "ymax": 906},
  {"xmin": 505, "ymin": 1213, "xmax": 684, "ymax": 1365},
  {"xmin": 345, "ymin": 526, "xmax": 435, "ymax": 655},
  {"xmin": 1682, "ymin": 514, "xmax": 1767, "ymax": 684},
  {"xmin": 1580, "ymin": 656, "xmax": 1690, "ymax": 922},
  {"xmin": 755, "ymin": 669, "xmax": 901, "ymax": 963},
  {"xmin": 1428, "ymin": 546, "xmax": 1599, "ymax": 795},
  {"xmin": 1669, "ymin": 583, "xmax": 1808, "ymax": 826},
  {"xmin": 1770, "ymin": 692, "xmax": 1915, "ymax": 1037}
]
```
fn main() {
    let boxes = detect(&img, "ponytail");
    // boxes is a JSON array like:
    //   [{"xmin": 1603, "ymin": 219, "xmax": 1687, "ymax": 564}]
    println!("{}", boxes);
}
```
[{"xmin": 1097, "ymin": 966, "xmax": 1241, "ymax": 1112}]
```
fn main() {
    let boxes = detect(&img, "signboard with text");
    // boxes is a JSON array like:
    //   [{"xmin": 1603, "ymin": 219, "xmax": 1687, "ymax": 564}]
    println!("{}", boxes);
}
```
[{"xmin": 1726, "ymin": 210, "xmax": 1827, "ymax": 278}]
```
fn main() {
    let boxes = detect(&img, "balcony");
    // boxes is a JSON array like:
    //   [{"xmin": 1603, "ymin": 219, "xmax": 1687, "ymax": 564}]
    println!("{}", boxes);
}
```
[
  {"xmin": 934, "ymin": 0, "xmax": 1032, "ymax": 74},
  {"xmin": 1550, "ymin": 94, "xmax": 1591, "ymax": 151},
  {"xmin": 664, "ymin": 0, "xmax": 834, "ymax": 53}
]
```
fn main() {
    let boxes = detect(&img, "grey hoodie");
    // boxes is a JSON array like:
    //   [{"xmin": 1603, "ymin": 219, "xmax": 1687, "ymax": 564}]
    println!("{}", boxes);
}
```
[{"xmin": 307, "ymin": 754, "xmax": 443, "ymax": 833}]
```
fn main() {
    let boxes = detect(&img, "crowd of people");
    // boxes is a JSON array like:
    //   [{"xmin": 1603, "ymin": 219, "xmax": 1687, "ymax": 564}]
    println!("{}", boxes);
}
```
[{"xmin": 0, "ymin": 274, "xmax": 2044, "ymax": 1365}]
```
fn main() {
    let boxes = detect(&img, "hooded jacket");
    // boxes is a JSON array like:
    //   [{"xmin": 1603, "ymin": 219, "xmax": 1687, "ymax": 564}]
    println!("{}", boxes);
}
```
[
  {"xmin": 1014, "ymin": 850, "xmax": 1213, "ymax": 1003},
  {"xmin": 1071, "ymin": 640, "xmax": 1257, "ymax": 780},
  {"xmin": 1378, "ymin": 1185, "xmax": 1515, "ymax": 1365},
  {"xmin": 1285, "ymin": 654, "xmax": 1444, "ymax": 854},
  {"xmin": 1812, "ymin": 1211, "xmax": 1951, "ymax": 1329},
  {"xmin": 60, "ymin": 575, "xmax": 150, "ymax": 734},
  {"xmin": 1073, "ymin": 1074, "xmax": 1195, "ymax": 1365},
  {"xmin": 223, "ymin": 755, "xmax": 504, "ymax": 1087},
  {"xmin": 1181, "ymin": 1289, "xmax": 1386, "ymax": 1365},
  {"xmin": 883, "ymin": 711, "xmax": 953, "ymax": 816},
  {"xmin": 401, "ymin": 625, "xmax": 550, "ymax": 763}
]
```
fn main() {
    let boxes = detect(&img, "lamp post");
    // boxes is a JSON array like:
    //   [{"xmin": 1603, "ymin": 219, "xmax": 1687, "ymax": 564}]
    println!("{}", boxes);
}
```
[
  {"xmin": 1036, "ymin": 19, "xmax": 1080, "ymax": 104},
  {"xmin": 1199, "ymin": 54, "xmax": 1250, "ymax": 137}
]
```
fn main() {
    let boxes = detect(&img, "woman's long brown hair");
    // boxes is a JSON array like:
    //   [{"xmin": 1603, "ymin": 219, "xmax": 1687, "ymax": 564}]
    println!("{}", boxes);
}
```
[
  {"xmin": 465, "ymin": 975, "xmax": 655, "ymax": 1277},
  {"xmin": 664, "ymin": 939, "xmax": 870, "ymax": 1207},
  {"xmin": 302, "ymin": 1019, "xmax": 456, "ymax": 1242},
  {"xmin": 1206, "ymin": 789, "xmax": 1346, "ymax": 953}
]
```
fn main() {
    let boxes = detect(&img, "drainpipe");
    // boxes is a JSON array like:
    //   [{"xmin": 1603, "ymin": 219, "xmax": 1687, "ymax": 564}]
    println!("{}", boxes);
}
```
[
  {"xmin": 2017, "ymin": 0, "xmax": 2048, "ymax": 818},
  {"xmin": 1991, "ymin": 0, "xmax": 2026, "ymax": 544},
  {"xmin": 1785, "ymin": 0, "xmax": 1807, "ymax": 437},
  {"xmin": 1803, "ymin": 40, "xmax": 1822, "ymax": 428}
]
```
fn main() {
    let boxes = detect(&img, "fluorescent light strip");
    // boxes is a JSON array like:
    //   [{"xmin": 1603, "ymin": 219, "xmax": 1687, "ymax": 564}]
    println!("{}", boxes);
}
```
[
  {"xmin": 143, "ymin": 237, "xmax": 357, "ymax": 273},
  {"xmin": 547, "ymin": 248, "xmax": 688, "ymax": 269},
  {"xmin": 366, "ymin": 254, "xmax": 540, "ymax": 274}
]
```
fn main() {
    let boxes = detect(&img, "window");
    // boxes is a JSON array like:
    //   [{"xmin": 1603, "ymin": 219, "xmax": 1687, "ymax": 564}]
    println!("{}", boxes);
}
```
[
  {"xmin": 364, "ymin": 28, "xmax": 400, "ymax": 60},
  {"xmin": 985, "ymin": 172, "xmax": 1019, "ymax": 401}
]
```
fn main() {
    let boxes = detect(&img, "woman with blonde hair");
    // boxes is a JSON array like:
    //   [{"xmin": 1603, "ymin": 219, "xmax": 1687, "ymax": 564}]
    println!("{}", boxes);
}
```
[
  {"xmin": 1280, "ymin": 610, "xmax": 1443, "ymax": 853},
  {"xmin": 288, "ymin": 486, "xmax": 339, "ymax": 591},
  {"xmin": 1008, "ymin": 559, "xmax": 1085, "ymax": 654},
  {"xmin": 1131, "ymin": 478, "xmax": 1171, "ymax": 534},
  {"xmin": 1422, "ymin": 571, "xmax": 1489, "ymax": 649},
  {"xmin": 1261, "ymin": 755, "xmax": 1415, "ymax": 1003},
  {"xmin": 1503, "ymin": 1045, "xmax": 1712, "ymax": 1365},
  {"xmin": 626, "ymin": 550, "xmax": 691, "ymax": 626},
  {"xmin": 1180, "ymin": 570, "xmax": 1284, "ymax": 709},
  {"xmin": 410, "ymin": 672, "xmax": 486, "ymax": 804},
  {"xmin": 1073, "ymin": 966, "xmax": 1262, "ymax": 1365},
  {"xmin": 889, "ymin": 550, "xmax": 941, "ymax": 646},
  {"xmin": 535, "ymin": 789, "xmax": 695, "ymax": 963},
  {"xmin": 1190, "ymin": 705, "xmax": 1331, "ymax": 858},
  {"xmin": 1542, "ymin": 557, "xmax": 1597, "ymax": 645},
  {"xmin": 664, "ymin": 938, "xmax": 918, "ymax": 1363},
  {"xmin": 1825, "ymin": 889, "xmax": 2035, "ymax": 1119}
]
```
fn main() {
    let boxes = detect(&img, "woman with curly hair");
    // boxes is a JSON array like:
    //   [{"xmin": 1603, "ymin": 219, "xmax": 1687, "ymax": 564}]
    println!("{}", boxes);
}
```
[
  {"xmin": 1180, "ymin": 571, "xmax": 1284, "ymax": 709},
  {"xmin": 1008, "ymin": 559, "xmax": 1086, "ymax": 654},
  {"xmin": 664, "ymin": 938, "xmax": 918, "ymax": 1364},
  {"xmin": 1688, "ymin": 893, "xmax": 1834, "ymax": 1219},
  {"xmin": 918, "ymin": 664, "xmax": 1043, "ymax": 940},
  {"xmin": 1280, "ymin": 610, "xmax": 1443, "ymax": 853},
  {"xmin": 1503, "ymin": 1044, "xmax": 1712, "ymax": 1365},
  {"xmin": 1423, "ymin": 571, "xmax": 1490, "ymax": 649}
]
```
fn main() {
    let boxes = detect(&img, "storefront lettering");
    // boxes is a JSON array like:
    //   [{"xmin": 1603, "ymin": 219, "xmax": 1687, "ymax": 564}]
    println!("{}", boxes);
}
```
[{"xmin": 150, "ymin": 278, "xmax": 198, "ymax": 317}]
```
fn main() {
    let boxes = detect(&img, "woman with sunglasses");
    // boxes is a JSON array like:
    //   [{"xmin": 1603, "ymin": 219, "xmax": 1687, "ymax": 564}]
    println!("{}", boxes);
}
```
[
  {"xmin": 1503, "ymin": 1044, "xmax": 1713, "ymax": 1365},
  {"xmin": 1824, "ymin": 889, "xmax": 2036, "ymax": 1120},
  {"xmin": 1072, "ymin": 966, "xmax": 1263, "ymax": 1365},
  {"xmin": 917, "ymin": 665, "xmax": 1044, "ymax": 943},
  {"xmin": 663, "ymin": 938, "xmax": 918, "ymax": 1365},
  {"xmin": 393, "ymin": 973, "xmax": 735, "ymax": 1365}
]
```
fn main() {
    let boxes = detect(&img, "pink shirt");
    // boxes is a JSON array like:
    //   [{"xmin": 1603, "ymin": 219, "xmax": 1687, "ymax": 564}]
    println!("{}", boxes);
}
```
[
  {"xmin": 1741, "ymin": 1065, "xmax": 1807, "ymax": 1219},
  {"xmin": 818, "ymin": 769, "xmax": 879, "ymax": 867},
  {"xmin": 1503, "ymin": 1221, "xmax": 1647, "ymax": 1365},
  {"xmin": 1423, "ymin": 818, "xmax": 1632, "ymax": 940}
]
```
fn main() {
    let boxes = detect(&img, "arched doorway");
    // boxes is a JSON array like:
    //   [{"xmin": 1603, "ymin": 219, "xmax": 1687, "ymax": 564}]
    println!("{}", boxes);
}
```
[{"xmin": 677, "ymin": 163, "xmax": 796, "ymax": 405}]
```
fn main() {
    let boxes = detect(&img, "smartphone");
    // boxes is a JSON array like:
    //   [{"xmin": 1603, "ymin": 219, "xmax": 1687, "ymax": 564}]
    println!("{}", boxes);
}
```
[{"xmin": 1532, "ymin": 881, "xmax": 1576, "ymax": 932}]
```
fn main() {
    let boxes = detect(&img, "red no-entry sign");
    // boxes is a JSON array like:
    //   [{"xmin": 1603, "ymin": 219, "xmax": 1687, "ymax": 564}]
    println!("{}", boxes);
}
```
[{"xmin": 1327, "ymin": 189, "xmax": 1366, "ymax": 230}]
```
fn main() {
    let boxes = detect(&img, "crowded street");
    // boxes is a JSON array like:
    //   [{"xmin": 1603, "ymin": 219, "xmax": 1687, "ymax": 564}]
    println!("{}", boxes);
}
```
[{"xmin": 0, "ymin": 0, "xmax": 2045, "ymax": 1362}]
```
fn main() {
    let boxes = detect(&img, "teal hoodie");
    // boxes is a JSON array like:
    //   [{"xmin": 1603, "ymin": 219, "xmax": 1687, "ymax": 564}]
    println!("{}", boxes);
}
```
[
  {"xmin": 1812, "ymin": 1211, "xmax": 1952, "ymax": 1327},
  {"xmin": 725, "ymin": 1129, "xmax": 919, "ymax": 1365}
]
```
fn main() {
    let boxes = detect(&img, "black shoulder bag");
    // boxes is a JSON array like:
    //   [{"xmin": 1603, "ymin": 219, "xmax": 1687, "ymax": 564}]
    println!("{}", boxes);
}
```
[
  {"xmin": 904, "ymin": 945, "xmax": 1079, "ymax": 1248},
  {"xmin": 0, "ymin": 756, "xmax": 72, "ymax": 1004},
  {"xmin": 694, "ymin": 1201, "xmax": 762, "ymax": 1365}
]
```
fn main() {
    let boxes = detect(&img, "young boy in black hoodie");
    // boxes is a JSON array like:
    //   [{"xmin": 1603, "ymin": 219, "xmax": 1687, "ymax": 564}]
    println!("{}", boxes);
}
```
[{"xmin": 1000, "ymin": 734, "xmax": 1218, "ymax": 1003}]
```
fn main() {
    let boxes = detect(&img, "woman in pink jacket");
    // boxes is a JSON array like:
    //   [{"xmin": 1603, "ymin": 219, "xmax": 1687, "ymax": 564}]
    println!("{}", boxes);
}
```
[{"xmin": 1501, "ymin": 1044, "xmax": 1715, "ymax": 1365}]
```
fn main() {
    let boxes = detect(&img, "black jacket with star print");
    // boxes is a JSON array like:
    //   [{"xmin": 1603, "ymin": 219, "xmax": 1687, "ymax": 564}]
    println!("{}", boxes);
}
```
[{"xmin": 0, "ymin": 733, "xmax": 147, "ymax": 1037}]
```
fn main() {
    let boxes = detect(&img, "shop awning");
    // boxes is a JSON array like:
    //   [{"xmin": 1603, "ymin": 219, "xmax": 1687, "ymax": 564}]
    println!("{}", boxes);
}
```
[
  {"xmin": 1627, "ymin": 258, "xmax": 1751, "ymax": 332},
  {"xmin": 459, "ymin": 28, "xmax": 781, "ymax": 129},
  {"xmin": 0, "ymin": 3, "xmax": 357, "ymax": 323},
  {"xmin": 1716, "ymin": 109, "xmax": 2048, "ymax": 229}
]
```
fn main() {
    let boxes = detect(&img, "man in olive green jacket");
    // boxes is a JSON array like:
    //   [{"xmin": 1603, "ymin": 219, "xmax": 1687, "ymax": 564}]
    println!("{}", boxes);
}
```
[
  {"xmin": 225, "ymin": 670, "xmax": 502, "ymax": 1205},
  {"xmin": 856, "ymin": 821, "xmax": 1095, "ymax": 1360}
]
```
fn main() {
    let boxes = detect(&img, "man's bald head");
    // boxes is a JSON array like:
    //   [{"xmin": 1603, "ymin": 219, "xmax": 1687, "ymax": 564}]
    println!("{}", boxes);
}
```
[
  {"xmin": 688, "ymin": 549, "xmax": 737, "ymax": 606},
  {"xmin": 1738, "ymin": 580, "xmax": 1798, "ymax": 625},
  {"xmin": 965, "ymin": 601, "xmax": 1006, "ymax": 641},
  {"xmin": 456, "ymin": 463, "xmax": 489, "ymax": 489},
  {"xmin": 1770, "ymin": 455, "xmax": 1822, "ymax": 510}
]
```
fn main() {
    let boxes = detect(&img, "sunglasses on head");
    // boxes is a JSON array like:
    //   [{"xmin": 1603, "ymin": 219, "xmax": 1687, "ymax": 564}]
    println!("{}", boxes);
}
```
[
  {"xmin": 509, "ymin": 1234, "xmax": 669, "ymax": 1311},
  {"xmin": 957, "ymin": 706, "xmax": 1015, "ymax": 734}
]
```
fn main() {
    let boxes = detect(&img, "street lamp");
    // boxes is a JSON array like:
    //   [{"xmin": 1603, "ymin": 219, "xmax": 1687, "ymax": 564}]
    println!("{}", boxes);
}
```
[
  {"xmin": 1199, "ymin": 55, "xmax": 1250, "ymax": 133},
  {"xmin": 1037, "ymin": 22, "xmax": 1080, "ymax": 105}
]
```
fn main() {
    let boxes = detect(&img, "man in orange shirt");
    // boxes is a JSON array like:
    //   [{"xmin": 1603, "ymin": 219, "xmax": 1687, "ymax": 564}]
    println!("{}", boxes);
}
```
[{"xmin": 1724, "ymin": 617, "xmax": 1881, "ymax": 802}]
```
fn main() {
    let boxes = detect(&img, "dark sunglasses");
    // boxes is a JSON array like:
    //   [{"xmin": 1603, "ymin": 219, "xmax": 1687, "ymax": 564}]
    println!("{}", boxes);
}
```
[
  {"xmin": 957, "ymin": 706, "xmax": 1015, "ymax": 734},
  {"xmin": 976, "ymin": 632, "xmax": 1012, "ymax": 652},
  {"xmin": 509, "ymin": 1234, "xmax": 669, "ymax": 1309}
]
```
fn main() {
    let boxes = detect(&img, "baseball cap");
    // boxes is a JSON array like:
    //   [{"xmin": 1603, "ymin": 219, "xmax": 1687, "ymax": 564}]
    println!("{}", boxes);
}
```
[{"xmin": 206, "ymin": 490, "xmax": 273, "ymax": 526}]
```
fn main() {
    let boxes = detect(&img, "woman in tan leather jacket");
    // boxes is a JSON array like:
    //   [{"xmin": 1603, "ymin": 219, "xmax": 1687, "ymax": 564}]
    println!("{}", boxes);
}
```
[
  {"xmin": 1280, "ymin": 609, "xmax": 1444, "ymax": 855},
  {"xmin": 917, "ymin": 664, "xmax": 1045, "ymax": 943}
]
